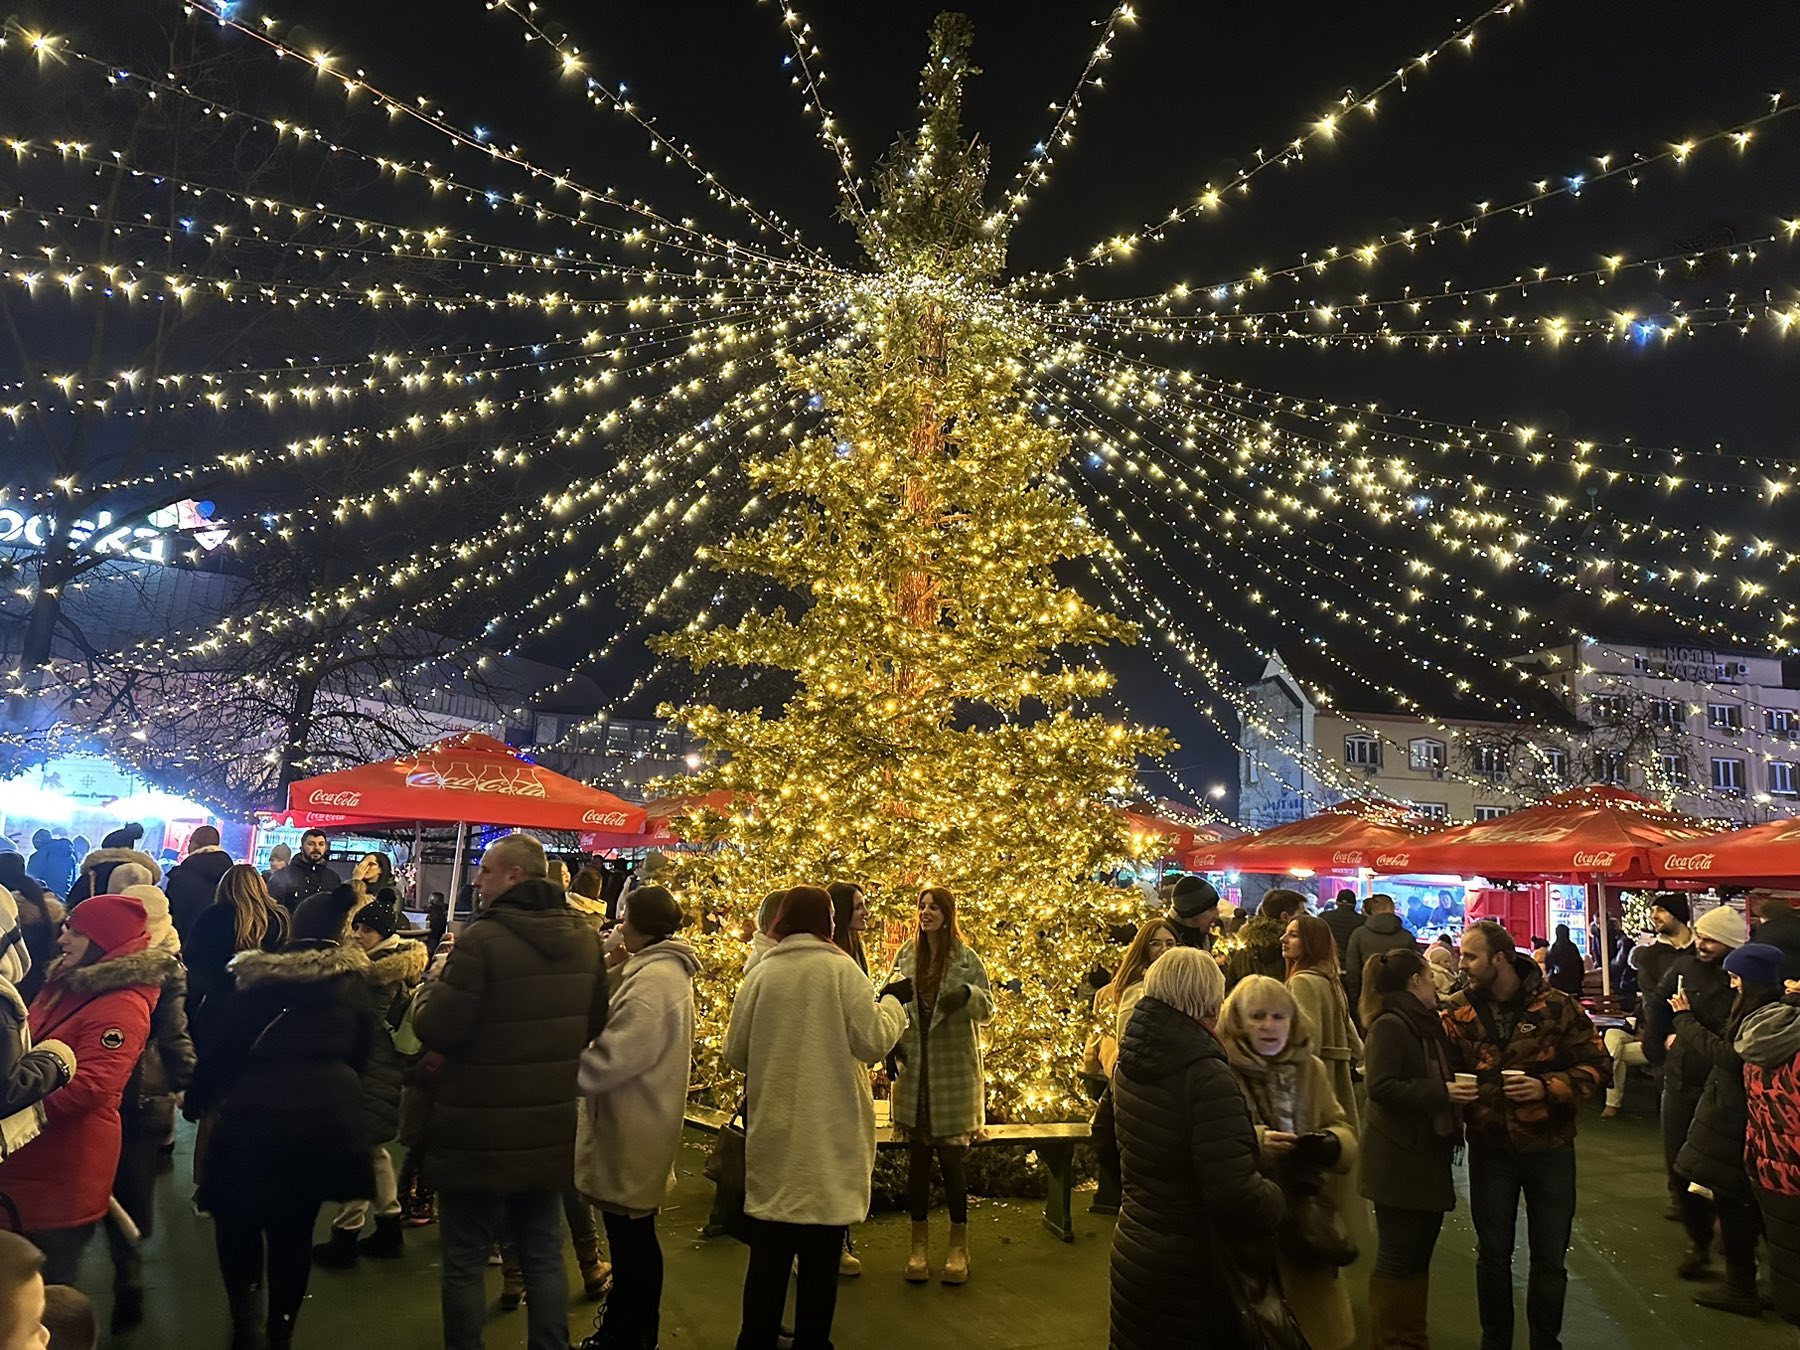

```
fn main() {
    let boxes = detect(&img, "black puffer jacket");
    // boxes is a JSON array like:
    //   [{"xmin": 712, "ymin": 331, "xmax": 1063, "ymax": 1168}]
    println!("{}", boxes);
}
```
[
  {"xmin": 188, "ymin": 941, "xmax": 375, "ymax": 1215},
  {"xmin": 357, "ymin": 936, "xmax": 427, "ymax": 1145},
  {"xmin": 1674, "ymin": 996, "xmax": 1777, "ymax": 1203},
  {"xmin": 119, "ymin": 947, "xmax": 195, "ymax": 1131},
  {"xmin": 164, "ymin": 848, "xmax": 234, "ymax": 943},
  {"xmin": 412, "ymin": 879, "xmax": 608, "ymax": 1193},
  {"xmin": 1110, "ymin": 995, "xmax": 1284, "ymax": 1350},
  {"xmin": 1643, "ymin": 949, "xmax": 1734, "ymax": 1097},
  {"xmin": 1361, "ymin": 993, "xmax": 1460, "ymax": 1212}
]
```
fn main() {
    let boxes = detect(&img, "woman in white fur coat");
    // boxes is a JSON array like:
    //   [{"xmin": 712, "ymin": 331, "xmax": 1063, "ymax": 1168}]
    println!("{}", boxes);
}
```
[
  {"xmin": 725, "ymin": 885, "xmax": 908, "ymax": 1350},
  {"xmin": 574, "ymin": 885, "xmax": 698, "ymax": 1350}
]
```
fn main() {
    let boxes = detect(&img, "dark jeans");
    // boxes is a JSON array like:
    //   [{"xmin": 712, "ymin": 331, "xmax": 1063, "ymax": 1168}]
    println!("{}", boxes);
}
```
[
  {"xmin": 1663, "ymin": 1086, "xmax": 1707, "ymax": 1224},
  {"xmin": 1468, "ymin": 1145, "xmax": 1578, "ymax": 1350},
  {"xmin": 439, "ymin": 1189, "xmax": 567, "ymax": 1350},
  {"xmin": 1372, "ymin": 1204, "xmax": 1445, "ymax": 1278},
  {"xmin": 1718, "ymin": 1189, "xmax": 1763, "ymax": 1271},
  {"xmin": 213, "ymin": 1202, "xmax": 320, "ymax": 1337},
  {"xmin": 598, "ymin": 1210, "xmax": 662, "ymax": 1347},
  {"xmin": 736, "ymin": 1218, "xmax": 844, "ymax": 1350},
  {"xmin": 27, "ymin": 1225, "xmax": 97, "ymax": 1285}
]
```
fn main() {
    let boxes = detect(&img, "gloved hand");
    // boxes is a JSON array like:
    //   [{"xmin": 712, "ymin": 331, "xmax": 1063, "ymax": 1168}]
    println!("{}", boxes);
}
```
[
  {"xmin": 879, "ymin": 977, "xmax": 915, "ymax": 1006},
  {"xmin": 939, "ymin": 984, "xmax": 973, "ymax": 1014},
  {"xmin": 1290, "ymin": 1131, "xmax": 1341, "ymax": 1169},
  {"xmin": 35, "ymin": 1038, "xmax": 76, "ymax": 1083}
]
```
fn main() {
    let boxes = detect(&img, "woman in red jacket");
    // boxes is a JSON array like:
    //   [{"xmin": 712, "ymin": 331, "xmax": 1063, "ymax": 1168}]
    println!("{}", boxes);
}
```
[{"xmin": 0, "ymin": 893, "xmax": 158, "ymax": 1282}]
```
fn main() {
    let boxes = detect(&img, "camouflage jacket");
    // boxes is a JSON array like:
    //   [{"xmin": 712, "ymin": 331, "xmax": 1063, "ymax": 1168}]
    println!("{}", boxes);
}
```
[{"xmin": 1441, "ymin": 953, "xmax": 1610, "ymax": 1152}]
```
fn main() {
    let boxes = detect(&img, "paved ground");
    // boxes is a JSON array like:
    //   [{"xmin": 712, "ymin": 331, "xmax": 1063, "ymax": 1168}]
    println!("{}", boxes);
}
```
[{"xmin": 65, "ymin": 1098, "xmax": 1800, "ymax": 1348}]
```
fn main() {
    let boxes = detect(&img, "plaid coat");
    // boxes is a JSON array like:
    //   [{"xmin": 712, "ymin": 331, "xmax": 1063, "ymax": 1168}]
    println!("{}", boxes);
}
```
[
  {"xmin": 887, "ymin": 940, "xmax": 993, "ymax": 1139},
  {"xmin": 1440, "ymin": 951, "xmax": 1609, "ymax": 1152}
]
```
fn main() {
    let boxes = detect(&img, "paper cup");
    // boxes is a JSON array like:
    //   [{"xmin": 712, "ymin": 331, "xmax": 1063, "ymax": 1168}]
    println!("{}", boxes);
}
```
[{"xmin": 1454, "ymin": 1073, "xmax": 1477, "ymax": 1087}]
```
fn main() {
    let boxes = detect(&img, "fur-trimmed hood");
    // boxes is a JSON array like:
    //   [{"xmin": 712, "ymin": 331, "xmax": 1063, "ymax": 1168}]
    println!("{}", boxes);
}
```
[
  {"xmin": 364, "ymin": 935, "xmax": 427, "ymax": 991},
  {"xmin": 48, "ymin": 945, "xmax": 182, "ymax": 997},
  {"xmin": 77, "ymin": 847, "xmax": 162, "ymax": 885},
  {"xmin": 228, "ymin": 941, "xmax": 370, "ymax": 989}
]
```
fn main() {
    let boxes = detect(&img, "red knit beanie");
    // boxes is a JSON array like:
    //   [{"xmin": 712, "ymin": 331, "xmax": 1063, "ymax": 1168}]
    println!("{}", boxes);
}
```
[{"xmin": 69, "ymin": 894, "xmax": 152, "ymax": 957}]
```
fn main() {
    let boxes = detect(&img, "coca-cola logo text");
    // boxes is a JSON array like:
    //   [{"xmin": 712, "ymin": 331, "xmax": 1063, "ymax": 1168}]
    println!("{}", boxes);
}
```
[
  {"xmin": 1465, "ymin": 822, "xmax": 1578, "ymax": 845},
  {"xmin": 1330, "ymin": 850, "xmax": 1365, "ymax": 865},
  {"xmin": 1570, "ymin": 850, "xmax": 1618, "ymax": 869},
  {"xmin": 1375, "ymin": 852, "xmax": 1413, "ymax": 869},
  {"xmin": 1662, "ymin": 853, "xmax": 1716, "ymax": 872},
  {"xmin": 581, "ymin": 809, "xmax": 633, "ymax": 827},
  {"xmin": 1188, "ymin": 852, "xmax": 1221, "ymax": 870},
  {"xmin": 308, "ymin": 790, "xmax": 364, "ymax": 808}
]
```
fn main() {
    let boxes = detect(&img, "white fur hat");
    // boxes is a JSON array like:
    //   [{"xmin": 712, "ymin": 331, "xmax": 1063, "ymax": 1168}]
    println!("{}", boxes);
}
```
[{"xmin": 122, "ymin": 883, "xmax": 179, "ymax": 953}]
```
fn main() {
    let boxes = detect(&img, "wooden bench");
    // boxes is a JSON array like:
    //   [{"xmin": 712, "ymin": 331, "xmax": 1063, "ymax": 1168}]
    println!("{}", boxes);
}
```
[{"xmin": 685, "ymin": 1107, "xmax": 1092, "ymax": 1242}]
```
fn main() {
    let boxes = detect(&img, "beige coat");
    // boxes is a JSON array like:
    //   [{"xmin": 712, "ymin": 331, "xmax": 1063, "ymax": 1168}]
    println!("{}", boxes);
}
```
[
  {"xmin": 1289, "ymin": 968, "xmax": 1362, "ymax": 1134},
  {"xmin": 1240, "ymin": 1054, "xmax": 1358, "ymax": 1350}
]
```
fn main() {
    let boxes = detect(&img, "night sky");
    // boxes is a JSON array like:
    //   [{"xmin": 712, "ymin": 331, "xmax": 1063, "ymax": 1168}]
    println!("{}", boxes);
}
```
[{"xmin": 7, "ymin": 0, "xmax": 1799, "ymax": 802}]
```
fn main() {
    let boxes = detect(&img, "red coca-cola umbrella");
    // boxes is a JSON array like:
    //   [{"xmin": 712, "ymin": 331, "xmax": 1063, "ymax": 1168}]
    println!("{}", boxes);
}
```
[
  {"xmin": 1179, "ymin": 799, "xmax": 1436, "ymax": 875},
  {"xmin": 1118, "ymin": 807, "xmax": 1238, "ymax": 858},
  {"xmin": 1651, "ymin": 816, "xmax": 1800, "ymax": 885},
  {"xmin": 1380, "ymin": 786, "xmax": 1711, "ymax": 881},
  {"xmin": 285, "ymin": 732, "xmax": 646, "ymax": 834},
  {"xmin": 578, "ymin": 789, "xmax": 736, "ymax": 852}
]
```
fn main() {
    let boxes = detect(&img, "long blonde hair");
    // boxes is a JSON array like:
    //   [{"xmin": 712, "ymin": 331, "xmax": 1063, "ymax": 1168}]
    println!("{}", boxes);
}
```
[
  {"xmin": 1105, "ymin": 919, "xmax": 1179, "ymax": 1003},
  {"xmin": 217, "ymin": 863, "xmax": 290, "ymax": 952}
]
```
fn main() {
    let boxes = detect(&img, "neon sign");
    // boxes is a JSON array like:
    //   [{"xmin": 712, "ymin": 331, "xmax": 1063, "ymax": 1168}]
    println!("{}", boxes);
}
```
[{"xmin": 0, "ymin": 498, "xmax": 228, "ymax": 565}]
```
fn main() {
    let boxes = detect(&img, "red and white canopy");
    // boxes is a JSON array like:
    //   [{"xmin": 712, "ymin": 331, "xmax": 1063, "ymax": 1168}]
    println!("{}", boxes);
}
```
[
  {"xmin": 1380, "ymin": 786, "xmax": 1712, "ymax": 881},
  {"xmin": 283, "ymin": 732, "xmax": 646, "ymax": 834},
  {"xmin": 1651, "ymin": 816, "xmax": 1800, "ymax": 885},
  {"xmin": 1180, "ymin": 799, "xmax": 1436, "ymax": 875}
]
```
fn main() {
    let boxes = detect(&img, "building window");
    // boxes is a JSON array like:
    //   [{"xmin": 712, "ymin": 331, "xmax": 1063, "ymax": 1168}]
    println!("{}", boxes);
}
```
[
  {"xmin": 1590, "ymin": 694, "xmax": 1628, "ymax": 723},
  {"xmin": 1708, "ymin": 703, "xmax": 1744, "ymax": 731},
  {"xmin": 1769, "ymin": 709, "xmax": 1798, "ymax": 737},
  {"xmin": 1409, "ymin": 738, "xmax": 1447, "ymax": 772},
  {"xmin": 1472, "ymin": 745, "xmax": 1508, "ymax": 779},
  {"xmin": 1648, "ymin": 698, "xmax": 1683, "ymax": 728},
  {"xmin": 1246, "ymin": 755, "xmax": 1260, "ymax": 786},
  {"xmin": 1771, "ymin": 762, "xmax": 1798, "ymax": 797},
  {"xmin": 1542, "ymin": 747, "xmax": 1569, "ymax": 779},
  {"xmin": 1413, "ymin": 802, "xmax": 1450, "ymax": 821},
  {"xmin": 1711, "ymin": 757, "xmax": 1746, "ymax": 796},
  {"xmin": 1344, "ymin": 735, "xmax": 1382, "ymax": 768},
  {"xmin": 1473, "ymin": 805, "xmax": 1508, "ymax": 821},
  {"xmin": 1594, "ymin": 750, "xmax": 1628, "ymax": 786},
  {"xmin": 1659, "ymin": 753, "xmax": 1689, "ymax": 785}
]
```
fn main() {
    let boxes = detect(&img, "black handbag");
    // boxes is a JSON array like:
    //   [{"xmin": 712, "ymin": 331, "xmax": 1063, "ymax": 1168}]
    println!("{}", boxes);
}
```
[
  {"xmin": 1215, "ymin": 1238, "xmax": 1313, "ymax": 1350},
  {"xmin": 703, "ymin": 1099, "xmax": 747, "ymax": 1189},
  {"xmin": 1278, "ymin": 1170, "xmax": 1359, "ymax": 1270}
]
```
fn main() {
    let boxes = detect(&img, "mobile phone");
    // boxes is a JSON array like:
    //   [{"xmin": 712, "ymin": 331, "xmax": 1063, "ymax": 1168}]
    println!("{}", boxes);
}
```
[{"xmin": 1676, "ymin": 974, "xmax": 1685, "ymax": 995}]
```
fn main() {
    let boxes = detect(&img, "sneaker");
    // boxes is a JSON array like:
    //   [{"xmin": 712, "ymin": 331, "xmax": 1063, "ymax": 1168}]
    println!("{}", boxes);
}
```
[{"xmin": 1600, "ymin": 1104, "xmax": 1621, "ymax": 1119}]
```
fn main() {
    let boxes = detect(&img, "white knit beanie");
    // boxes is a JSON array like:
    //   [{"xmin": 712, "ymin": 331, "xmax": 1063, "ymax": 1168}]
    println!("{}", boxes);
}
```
[{"xmin": 1695, "ymin": 904, "xmax": 1747, "ymax": 950}]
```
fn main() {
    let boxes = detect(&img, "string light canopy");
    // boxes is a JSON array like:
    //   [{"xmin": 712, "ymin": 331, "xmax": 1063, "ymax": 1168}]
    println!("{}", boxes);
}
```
[{"xmin": 4, "ymin": 3, "xmax": 1798, "ymax": 1105}]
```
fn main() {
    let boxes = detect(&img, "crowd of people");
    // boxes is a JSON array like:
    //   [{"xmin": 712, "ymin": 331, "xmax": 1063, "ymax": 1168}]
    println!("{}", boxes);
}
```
[
  {"xmin": 6, "ymin": 818, "xmax": 1800, "ymax": 1350},
  {"xmin": 1096, "ymin": 879, "xmax": 1800, "ymax": 1350}
]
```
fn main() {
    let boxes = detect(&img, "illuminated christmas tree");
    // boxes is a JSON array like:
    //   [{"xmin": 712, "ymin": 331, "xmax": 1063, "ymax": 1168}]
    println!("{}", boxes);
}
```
[{"xmin": 656, "ymin": 14, "xmax": 1166, "ymax": 1120}]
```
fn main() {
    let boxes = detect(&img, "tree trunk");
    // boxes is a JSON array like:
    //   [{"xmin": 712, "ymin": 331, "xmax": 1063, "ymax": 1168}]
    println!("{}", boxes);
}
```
[{"xmin": 894, "ymin": 303, "xmax": 947, "ymax": 698}]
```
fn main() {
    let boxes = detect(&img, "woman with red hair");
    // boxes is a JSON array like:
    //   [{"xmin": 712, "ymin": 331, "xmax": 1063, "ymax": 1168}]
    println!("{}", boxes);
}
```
[
  {"xmin": 1281, "ymin": 912, "xmax": 1363, "ymax": 1133},
  {"xmin": 886, "ymin": 886, "xmax": 994, "ymax": 1285},
  {"xmin": 725, "ymin": 884, "xmax": 909, "ymax": 1350}
]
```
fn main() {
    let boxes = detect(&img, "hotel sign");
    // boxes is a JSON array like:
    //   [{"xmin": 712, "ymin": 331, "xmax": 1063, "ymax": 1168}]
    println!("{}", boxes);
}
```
[{"xmin": 0, "ymin": 499, "xmax": 228, "ymax": 566}]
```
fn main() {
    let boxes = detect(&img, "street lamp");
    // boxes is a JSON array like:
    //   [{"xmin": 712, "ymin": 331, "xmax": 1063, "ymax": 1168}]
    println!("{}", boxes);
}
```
[{"xmin": 1208, "ymin": 783, "xmax": 1227, "ymax": 800}]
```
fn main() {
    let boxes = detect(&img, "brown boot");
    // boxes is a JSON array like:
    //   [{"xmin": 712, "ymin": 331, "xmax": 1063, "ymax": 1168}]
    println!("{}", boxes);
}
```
[
  {"xmin": 574, "ymin": 1238, "xmax": 611, "ymax": 1299},
  {"xmin": 904, "ymin": 1220, "xmax": 930, "ymax": 1282},
  {"xmin": 941, "ymin": 1222, "xmax": 969, "ymax": 1285},
  {"xmin": 1368, "ymin": 1271, "xmax": 1431, "ymax": 1348}
]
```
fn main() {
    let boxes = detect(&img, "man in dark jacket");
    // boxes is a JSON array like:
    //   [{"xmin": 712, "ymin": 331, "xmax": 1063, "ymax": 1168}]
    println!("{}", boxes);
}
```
[
  {"xmin": 163, "ymin": 827, "xmax": 235, "ymax": 943},
  {"xmin": 1344, "ymin": 894, "xmax": 1416, "ymax": 1013},
  {"xmin": 1443, "ymin": 921, "xmax": 1610, "ymax": 1350},
  {"xmin": 267, "ymin": 830, "xmax": 342, "ymax": 913},
  {"xmin": 1754, "ymin": 898, "xmax": 1800, "ymax": 981},
  {"xmin": 1643, "ymin": 902, "xmax": 1741, "ymax": 1270},
  {"xmin": 1105, "ymin": 947, "xmax": 1283, "ymax": 1349},
  {"xmin": 1164, "ymin": 874, "xmax": 1220, "ymax": 951},
  {"xmin": 1544, "ymin": 924, "xmax": 1586, "ymax": 998},
  {"xmin": 1321, "ymin": 888, "xmax": 1364, "ymax": 962},
  {"xmin": 413, "ymin": 833, "xmax": 607, "ymax": 1350}
]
